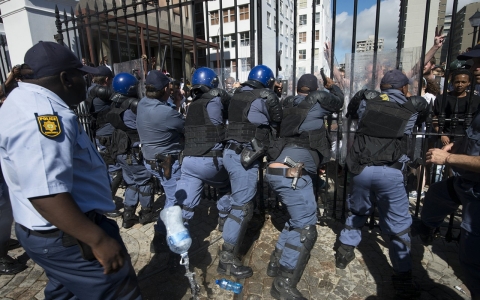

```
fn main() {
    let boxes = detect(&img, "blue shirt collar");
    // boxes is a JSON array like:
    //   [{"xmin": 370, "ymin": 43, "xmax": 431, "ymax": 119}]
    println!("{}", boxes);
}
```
[{"xmin": 18, "ymin": 82, "xmax": 70, "ymax": 109}]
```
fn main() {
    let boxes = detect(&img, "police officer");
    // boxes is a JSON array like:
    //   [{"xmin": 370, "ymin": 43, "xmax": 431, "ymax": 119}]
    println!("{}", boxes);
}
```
[
  {"xmin": 336, "ymin": 70, "xmax": 428, "ymax": 297},
  {"xmin": 85, "ymin": 66, "xmax": 123, "ymax": 217},
  {"xmin": 265, "ymin": 74, "xmax": 343, "ymax": 299},
  {"xmin": 0, "ymin": 41, "xmax": 141, "ymax": 299},
  {"xmin": 417, "ymin": 57, "xmax": 480, "ymax": 299},
  {"xmin": 217, "ymin": 65, "xmax": 282, "ymax": 279},
  {"xmin": 136, "ymin": 70, "xmax": 184, "ymax": 253},
  {"xmin": 106, "ymin": 73, "xmax": 155, "ymax": 228},
  {"xmin": 175, "ymin": 67, "xmax": 231, "ymax": 230}
]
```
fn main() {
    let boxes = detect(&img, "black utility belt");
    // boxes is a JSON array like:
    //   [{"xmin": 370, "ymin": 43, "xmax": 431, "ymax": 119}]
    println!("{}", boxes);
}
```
[
  {"xmin": 266, "ymin": 167, "xmax": 308, "ymax": 177},
  {"xmin": 225, "ymin": 143, "xmax": 244, "ymax": 154},
  {"xmin": 196, "ymin": 150, "xmax": 223, "ymax": 157},
  {"xmin": 20, "ymin": 211, "xmax": 103, "ymax": 261},
  {"xmin": 385, "ymin": 161, "xmax": 403, "ymax": 170}
]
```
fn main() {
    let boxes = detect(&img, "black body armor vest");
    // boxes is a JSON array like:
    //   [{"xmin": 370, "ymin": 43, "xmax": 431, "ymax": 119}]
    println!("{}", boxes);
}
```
[
  {"xmin": 280, "ymin": 95, "xmax": 331, "ymax": 160},
  {"xmin": 346, "ymin": 94, "xmax": 417, "ymax": 174},
  {"xmin": 184, "ymin": 94, "xmax": 226, "ymax": 156},
  {"xmin": 105, "ymin": 97, "xmax": 140, "ymax": 145},
  {"xmin": 225, "ymin": 89, "xmax": 270, "ymax": 145}
]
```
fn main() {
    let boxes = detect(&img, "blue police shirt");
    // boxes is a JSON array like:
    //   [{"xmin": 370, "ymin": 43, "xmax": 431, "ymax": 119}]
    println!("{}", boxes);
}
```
[
  {"xmin": 136, "ymin": 97, "xmax": 184, "ymax": 160},
  {"xmin": 276, "ymin": 94, "xmax": 331, "ymax": 173},
  {"xmin": 0, "ymin": 83, "xmax": 114, "ymax": 230}
]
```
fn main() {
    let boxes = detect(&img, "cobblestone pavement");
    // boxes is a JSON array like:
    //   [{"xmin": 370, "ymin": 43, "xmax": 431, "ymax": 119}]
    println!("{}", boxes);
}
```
[{"xmin": 0, "ymin": 184, "xmax": 471, "ymax": 300}]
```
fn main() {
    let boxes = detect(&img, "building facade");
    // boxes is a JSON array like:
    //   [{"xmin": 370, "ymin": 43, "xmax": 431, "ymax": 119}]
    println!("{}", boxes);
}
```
[{"xmin": 356, "ymin": 35, "xmax": 384, "ymax": 53}]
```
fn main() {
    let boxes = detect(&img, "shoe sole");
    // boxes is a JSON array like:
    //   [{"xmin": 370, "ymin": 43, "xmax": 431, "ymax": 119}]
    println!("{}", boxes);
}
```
[
  {"xmin": 216, "ymin": 267, "xmax": 253, "ymax": 279},
  {"xmin": 270, "ymin": 286, "xmax": 281, "ymax": 300},
  {"xmin": 266, "ymin": 268, "xmax": 279, "ymax": 277}
]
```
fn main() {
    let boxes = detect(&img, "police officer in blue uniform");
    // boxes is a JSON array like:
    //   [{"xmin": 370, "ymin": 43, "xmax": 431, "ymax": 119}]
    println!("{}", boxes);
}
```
[
  {"xmin": 417, "ymin": 51, "xmax": 480, "ymax": 299},
  {"xmin": 85, "ymin": 66, "xmax": 123, "ymax": 217},
  {"xmin": 0, "ymin": 41, "xmax": 141, "ymax": 299},
  {"xmin": 336, "ymin": 70, "xmax": 428, "ymax": 297},
  {"xmin": 106, "ymin": 73, "xmax": 155, "ymax": 228},
  {"xmin": 136, "ymin": 70, "xmax": 184, "ymax": 253},
  {"xmin": 217, "ymin": 65, "xmax": 282, "ymax": 279},
  {"xmin": 265, "ymin": 74, "xmax": 344, "ymax": 300},
  {"xmin": 175, "ymin": 67, "xmax": 231, "ymax": 230}
]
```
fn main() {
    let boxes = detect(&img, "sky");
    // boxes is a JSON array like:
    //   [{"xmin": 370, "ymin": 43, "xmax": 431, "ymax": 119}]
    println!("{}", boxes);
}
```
[{"xmin": 333, "ymin": 0, "xmax": 479, "ymax": 64}]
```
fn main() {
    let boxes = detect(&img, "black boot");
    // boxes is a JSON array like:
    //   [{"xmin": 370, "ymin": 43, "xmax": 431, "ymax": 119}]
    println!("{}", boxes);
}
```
[
  {"xmin": 7, "ymin": 239, "xmax": 21, "ymax": 251},
  {"xmin": 110, "ymin": 170, "xmax": 123, "ymax": 200},
  {"xmin": 138, "ymin": 208, "xmax": 156, "ymax": 225},
  {"xmin": 267, "ymin": 247, "xmax": 283, "ymax": 277},
  {"xmin": 392, "ymin": 271, "xmax": 421, "ymax": 298},
  {"xmin": 335, "ymin": 244, "xmax": 355, "ymax": 269},
  {"xmin": 217, "ymin": 216, "xmax": 227, "ymax": 232},
  {"xmin": 270, "ymin": 266, "xmax": 307, "ymax": 300},
  {"xmin": 217, "ymin": 243, "xmax": 253, "ymax": 279},
  {"xmin": 0, "ymin": 241, "xmax": 26, "ymax": 275},
  {"xmin": 412, "ymin": 221, "xmax": 435, "ymax": 246},
  {"xmin": 150, "ymin": 231, "xmax": 170, "ymax": 253},
  {"xmin": 122, "ymin": 206, "xmax": 138, "ymax": 229}
]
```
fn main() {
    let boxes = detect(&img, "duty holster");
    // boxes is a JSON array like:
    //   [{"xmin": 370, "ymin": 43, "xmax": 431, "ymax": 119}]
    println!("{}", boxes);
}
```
[
  {"xmin": 240, "ymin": 138, "xmax": 266, "ymax": 168},
  {"xmin": 61, "ymin": 211, "xmax": 102, "ymax": 261},
  {"xmin": 155, "ymin": 153, "xmax": 174, "ymax": 180}
]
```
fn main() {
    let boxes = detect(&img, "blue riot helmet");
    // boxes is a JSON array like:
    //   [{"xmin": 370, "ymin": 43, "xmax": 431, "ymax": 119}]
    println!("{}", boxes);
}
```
[
  {"xmin": 112, "ymin": 72, "xmax": 138, "ymax": 97},
  {"xmin": 248, "ymin": 65, "xmax": 275, "ymax": 89},
  {"xmin": 191, "ymin": 67, "xmax": 219, "ymax": 88}
]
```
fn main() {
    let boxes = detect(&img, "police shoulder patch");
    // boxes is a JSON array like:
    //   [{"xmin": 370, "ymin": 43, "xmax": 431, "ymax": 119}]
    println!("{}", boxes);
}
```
[
  {"xmin": 380, "ymin": 94, "xmax": 390, "ymax": 101},
  {"xmin": 35, "ymin": 113, "xmax": 62, "ymax": 138}
]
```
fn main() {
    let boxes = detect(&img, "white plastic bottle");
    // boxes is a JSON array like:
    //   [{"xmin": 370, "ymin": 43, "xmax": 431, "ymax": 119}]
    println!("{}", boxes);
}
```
[{"xmin": 160, "ymin": 205, "xmax": 192, "ymax": 255}]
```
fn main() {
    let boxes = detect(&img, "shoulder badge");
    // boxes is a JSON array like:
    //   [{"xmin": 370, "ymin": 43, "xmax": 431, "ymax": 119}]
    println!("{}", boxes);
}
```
[
  {"xmin": 35, "ymin": 113, "xmax": 62, "ymax": 138},
  {"xmin": 380, "ymin": 94, "xmax": 389, "ymax": 101}
]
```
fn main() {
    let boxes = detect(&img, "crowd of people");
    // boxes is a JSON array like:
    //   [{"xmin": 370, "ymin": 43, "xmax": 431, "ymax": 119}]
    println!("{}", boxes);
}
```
[{"xmin": 0, "ymin": 37, "xmax": 479, "ymax": 300}]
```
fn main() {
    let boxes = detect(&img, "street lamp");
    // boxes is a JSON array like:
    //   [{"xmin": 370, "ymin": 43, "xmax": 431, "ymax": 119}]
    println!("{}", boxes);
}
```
[{"xmin": 469, "ymin": 10, "xmax": 480, "ymax": 47}]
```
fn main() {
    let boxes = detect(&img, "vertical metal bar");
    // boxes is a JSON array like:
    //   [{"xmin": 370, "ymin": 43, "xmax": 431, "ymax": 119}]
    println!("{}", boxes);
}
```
[
  {"xmin": 234, "ymin": 0, "xmax": 239, "ymax": 80},
  {"xmin": 142, "ymin": 1, "xmax": 152, "ymax": 69},
  {"xmin": 0, "ymin": 36, "xmax": 7, "ymax": 83},
  {"xmin": 179, "ymin": 0, "xmax": 186, "ymax": 82},
  {"xmin": 191, "ymin": 0, "xmax": 198, "ymax": 68},
  {"xmin": 396, "ymin": 0, "xmax": 406, "ymax": 70},
  {"xmin": 219, "ymin": 0, "xmax": 225, "ymax": 83},
  {"xmin": 249, "ymin": 0, "xmax": 255, "ymax": 68},
  {"xmin": 54, "ymin": 6, "xmax": 65, "ymax": 46},
  {"xmin": 94, "ymin": 2, "xmax": 105, "ymax": 63},
  {"xmin": 153, "ymin": 0, "xmax": 162, "ymax": 69},
  {"xmin": 257, "ymin": 0, "xmax": 262, "ymax": 65},
  {"xmin": 133, "ymin": 0, "xmax": 142, "ymax": 60},
  {"xmin": 349, "ymin": 0, "xmax": 358, "ymax": 97},
  {"xmin": 85, "ymin": 4, "xmax": 98, "ymax": 66},
  {"xmin": 167, "ymin": 0, "xmax": 174, "ymax": 76},
  {"xmin": 63, "ymin": 9, "xmax": 72, "ymax": 50},
  {"xmin": 275, "ymin": 0, "xmax": 279, "ymax": 76},
  {"xmin": 330, "ymin": 0, "xmax": 337, "ymax": 78},
  {"xmin": 122, "ymin": 0, "xmax": 132, "ymax": 61},
  {"xmin": 77, "ymin": 7, "xmax": 91, "ymax": 65},
  {"xmin": 310, "ymin": 0, "xmax": 316, "ymax": 73},
  {"xmin": 371, "ymin": 0, "xmax": 380, "ymax": 88},
  {"xmin": 112, "ymin": 0, "xmax": 122, "ymax": 63},
  {"xmin": 103, "ymin": 1, "xmax": 113, "ymax": 67},
  {"xmin": 292, "ymin": 0, "xmax": 297, "ymax": 93},
  {"xmin": 473, "ymin": 27, "xmax": 478, "ymax": 48},
  {"xmin": 417, "ymin": 0, "xmax": 431, "ymax": 97},
  {"xmin": 71, "ymin": 8, "xmax": 81, "ymax": 57},
  {"xmin": 205, "ymin": 1, "xmax": 211, "ymax": 67}
]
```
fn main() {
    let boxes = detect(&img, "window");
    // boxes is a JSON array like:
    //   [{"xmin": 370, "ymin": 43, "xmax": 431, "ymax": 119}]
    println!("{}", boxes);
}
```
[
  {"xmin": 299, "ymin": 14, "xmax": 307, "ymax": 25},
  {"xmin": 240, "ymin": 31, "xmax": 250, "ymax": 46},
  {"xmin": 315, "ymin": 30, "xmax": 319, "ymax": 40},
  {"xmin": 223, "ymin": 8, "xmax": 235, "ymax": 23},
  {"xmin": 314, "ymin": 48, "xmax": 319, "ymax": 59},
  {"xmin": 315, "ymin": 12, "xmax": 320, "ymax": 24},
  {"xmin": 280, "ymin": 21, "xmax": 283, "ymax": 35},
  {"xmin": 285, "ymin": 44, "xmax": 288, "ymax": 58},
  {"xmin": 267, "ymin": 12, "xmax": 271, "ymax": 27},
  {"xmin": 226, "ymin": 59, "xmax": 237, "ymax": 73},
  {"xmin": 239, "ymin": 5, "xmax": 249, "ymax": 20},
  {"xmin": 267, "ymin": 0, "xmax": 271, "ymax": 4},
  {"xmin": 210, "ymin": 11, "xmax": 219, "ymax": 25},
  {"xmin": 211, "ymin": 36, "xmax": 219, "ymax": 44},
  {"xmin": 280, "ymin": 0, "xmax": 283, "ymax": 14},
  {"xmin": 223, "ymin": 34, "xmax": 236, "ymax": 48},
  {"xmin": 316, "ymin": 0, "xmax": 321, "ymax": 4},
  {"xmin": 280, "ymin": 42, "xmax": 283, "ymax": 53},
  {"xmin": 290, "ymin": 9, "xmax": 293, "ymax": 21},
  {"xmin": 290, "ymin": 47, "xmax": 293, "ymax": 58},
  {"xmin": 299, "ymin": 0, "xmax": 307, "ymax": 8},
  {"xmin": 241, "ymin": 58, "xmax": 251, "ymax": 72},
  {"xmin": 286, "ymin": 25, "xmax": 289, "ymax": 37},
  {"xmin": 299, "ymin": 32, "xmax": 306, "ymax": 43},
  {"xmin": 299, "ymin": 50, "xmax": 306, "ymax": 60},
  {"xmin": 274, "ymin": 16, "xmax": 277, "ymax": 28}
]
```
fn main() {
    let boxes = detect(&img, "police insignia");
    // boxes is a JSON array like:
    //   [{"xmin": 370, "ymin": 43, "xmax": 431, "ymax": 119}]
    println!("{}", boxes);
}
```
[
  {"xmin": 380, "ymin": 94, "xmax": 390, "ymax": 101},
  {"xmin": 35, "ymin": 113, "xmax": 62, "ymax": 138}
]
